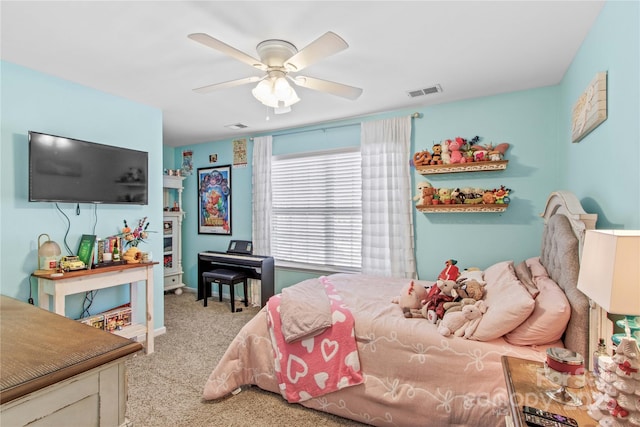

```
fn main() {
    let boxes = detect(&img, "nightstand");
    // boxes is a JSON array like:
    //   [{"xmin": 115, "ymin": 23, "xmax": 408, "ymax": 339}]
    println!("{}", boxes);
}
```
[{"xmin": 501, "ymin": 355, "xmax": 598, "ymax": 427}]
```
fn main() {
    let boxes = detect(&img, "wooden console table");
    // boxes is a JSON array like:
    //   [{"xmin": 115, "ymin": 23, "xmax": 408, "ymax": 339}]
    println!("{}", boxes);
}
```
[{"xmin": 34, "ymin": 262, "xmax": 157, "ymax": 354}]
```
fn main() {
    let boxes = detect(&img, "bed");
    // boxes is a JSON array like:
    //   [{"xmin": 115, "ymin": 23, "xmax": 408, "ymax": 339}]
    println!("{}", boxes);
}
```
[{"xmin": 202, "ymin": 191, "xmax": 598, "ymax": 426}]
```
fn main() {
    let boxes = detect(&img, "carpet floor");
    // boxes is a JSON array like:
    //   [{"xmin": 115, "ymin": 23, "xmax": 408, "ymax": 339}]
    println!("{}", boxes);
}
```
[{"xmin": 125, "ymin": 292, "xmax": 366, "ymax": 427}]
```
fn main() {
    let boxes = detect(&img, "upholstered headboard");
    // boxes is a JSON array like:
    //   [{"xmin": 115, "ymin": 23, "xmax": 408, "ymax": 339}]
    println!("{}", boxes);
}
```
[{"xmin": 539, "ymin": 191, "xmax": 597, "ymax": 365}]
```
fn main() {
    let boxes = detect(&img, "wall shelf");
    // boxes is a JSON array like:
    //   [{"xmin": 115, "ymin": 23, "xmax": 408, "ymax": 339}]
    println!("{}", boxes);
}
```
[
  {"xmin": 416, "ymin": 203, "xmax": 509, "ymax": 213},
  {"xmin": 163, "ymin": 175, "xmax": 185, "ymax": 295},
  {"xmin": 416, "ymin": 160, "xmax": 508, "ymax": 175}
]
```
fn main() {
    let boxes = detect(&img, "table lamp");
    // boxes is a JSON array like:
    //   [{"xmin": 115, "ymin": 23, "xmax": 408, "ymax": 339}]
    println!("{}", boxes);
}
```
[
  {"xmin": 37, "ymin": 233, "xmax": 61, "ymax": 272},
  {"xmin": 576, "ymin": 230, "xmax": 640, "ymax": 346}
]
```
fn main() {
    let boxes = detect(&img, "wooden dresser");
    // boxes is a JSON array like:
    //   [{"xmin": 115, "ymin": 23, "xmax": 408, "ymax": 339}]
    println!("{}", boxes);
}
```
[{"xmin": 0, "ymin": 296, "xmax": 142, "ymax": 426}]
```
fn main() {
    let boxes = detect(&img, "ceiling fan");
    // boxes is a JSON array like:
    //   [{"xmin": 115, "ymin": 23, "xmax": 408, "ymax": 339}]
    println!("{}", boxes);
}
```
[{"xmin": 188, "ymin": 31, "xmax": 363, "ymax": 113}]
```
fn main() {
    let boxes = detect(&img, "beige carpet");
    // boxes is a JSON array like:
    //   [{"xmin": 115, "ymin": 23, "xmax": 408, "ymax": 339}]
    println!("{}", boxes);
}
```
[{"xmin": 126, "ymin": 292, "xmax": 366, "ymax": 427}]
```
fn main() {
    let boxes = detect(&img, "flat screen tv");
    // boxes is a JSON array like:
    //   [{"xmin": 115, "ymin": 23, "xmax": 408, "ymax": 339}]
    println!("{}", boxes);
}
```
[{"xmin": 29, "ymin": 131, "xmax": 148, "ymax": 205}]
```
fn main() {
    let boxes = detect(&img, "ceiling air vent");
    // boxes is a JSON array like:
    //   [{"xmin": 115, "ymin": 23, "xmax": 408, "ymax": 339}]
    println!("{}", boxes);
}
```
[
  {"xmin": 407, "ymin": 84, "xmax": 443, "ymax": 98},
  {"xmin": 225, "ymin": 123, "xmax": 248, "ymax": 130}
]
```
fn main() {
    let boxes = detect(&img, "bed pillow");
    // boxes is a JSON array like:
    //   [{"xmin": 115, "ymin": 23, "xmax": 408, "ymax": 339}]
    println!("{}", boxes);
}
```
[
  {"xmin": 504, "ymin": 275, "xmax": 571, "ymax": 346},
  {"xmin": 482, "ymin": 260, "xmax": 516, "ymax": 286},
  {"xmin": 514, "ymin": 261, "xmax": 540, "ymax": 298},
  {"xmin": 525, "ymin": 256, "xmax": 549, "ymax": 279},
  {"xmin": 469, "ymin": 261, "xmax": 535, "ymax": 341}
]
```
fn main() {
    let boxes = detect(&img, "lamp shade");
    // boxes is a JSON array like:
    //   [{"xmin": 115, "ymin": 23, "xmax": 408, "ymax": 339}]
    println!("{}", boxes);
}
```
[
  {"xmin": 576, "ymin": 230, "xmax": 640, "ymax": 316},
  {"xmin": 38, "ymin": 233, "xmax": 61, "ymax": 270}
]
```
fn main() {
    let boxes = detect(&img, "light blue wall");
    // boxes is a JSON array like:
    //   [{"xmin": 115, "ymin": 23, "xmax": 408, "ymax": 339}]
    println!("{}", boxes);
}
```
[
  {"xmin": 170, "ymin": 0, "xmax": 638, "ymax": 291},
  {"xmin": 0, "ymin": 61, "xmax": 165, "ymax": 328},
  {"xmin": 412, "ymin": 87, "xmax": 560, "ymax": 277},
  {"xmin": 173, "ymin": 86, "xmax": 561, "ymax": 288},
  {"xmin": 559, "ymin": 0, "xmax": 640, "ymax": 229}
]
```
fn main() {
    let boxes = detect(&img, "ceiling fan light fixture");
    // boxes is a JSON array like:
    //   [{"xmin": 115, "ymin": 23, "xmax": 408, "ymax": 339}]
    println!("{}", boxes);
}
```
[
  {"xmin": 274, "ymin": 77, "xmax": 293, "ymax": 98},
  {"xmin": 251, "ymin": 75, "xmax": 300, "ymax": 110},
  {"xmin": 252, "ymin": 79, "xmax": 272, "ymax": 101}
]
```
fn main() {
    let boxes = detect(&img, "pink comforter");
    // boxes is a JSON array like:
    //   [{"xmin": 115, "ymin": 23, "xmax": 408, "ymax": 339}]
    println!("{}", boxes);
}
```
[{"xmin": 203, "ymin": 273, "xmax": 559, "ymax": 426}]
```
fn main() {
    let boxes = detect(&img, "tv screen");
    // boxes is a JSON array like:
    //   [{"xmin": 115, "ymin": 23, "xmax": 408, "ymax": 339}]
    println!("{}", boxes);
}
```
[{"xmin": 29, "ymin": 131, "xmax": 148, "ymax": 205}]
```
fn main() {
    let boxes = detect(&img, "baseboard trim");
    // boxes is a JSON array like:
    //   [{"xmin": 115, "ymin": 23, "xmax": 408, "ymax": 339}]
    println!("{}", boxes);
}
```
[{"xmin": 133, "ymin": 326, "xmax": 166, "ymax": 343}]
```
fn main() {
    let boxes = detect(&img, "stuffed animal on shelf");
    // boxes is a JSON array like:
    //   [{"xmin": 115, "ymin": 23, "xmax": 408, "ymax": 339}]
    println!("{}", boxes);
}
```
[
  {"xmin": 488, "ymin": 142, "xmax": 510, "ymax": 161},
  {"xmin": 413, "ymin": 150, "xmax": 432, "ymax": 167},
  {"xmin": 430, "ymin": 143, "xmax": 443, "ymax": 165},
  {"xmin": 441, "ymin": 140, "xmax": 451, "ymax": 164},
  {"xmin": 494, "ymin": 185, "xmax": 511, "ymax": 204},
  {"xmin": 391, "ymin": 280, "xmax": 429, "ymax": 318},
  {"xmin": 413, "ymin": 181, "xmax": 436, "ymax": 206},
  {"xmin": 451, "ymin": 188, "xmax": 464, "ymax": 204},
  {"xmin": 438, "ymin": 188, "xmax": 452, "ymax": 204},
  {"xmin": 449, "ymin": 137, "xmax": 467, "ymax": 164},
  {"xmin": 482, "ymin": 191, "xmax": 497, "ymax": 204},
  {"xmin": 422, "ymin": 279, "xmax": 457, "ymax": 323},
  {"xmin": 438, "ymin": 300, "xmax": 487, "ymax": 338},
  {"xmin": 438, "ymin": 259, "xmax": 460, "ymax": 281}
]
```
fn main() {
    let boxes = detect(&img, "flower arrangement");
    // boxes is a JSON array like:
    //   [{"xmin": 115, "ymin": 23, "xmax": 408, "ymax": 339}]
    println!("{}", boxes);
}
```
[{"xmin": 121, "ymin": 217, "xmax": 153, "ymax": 248}]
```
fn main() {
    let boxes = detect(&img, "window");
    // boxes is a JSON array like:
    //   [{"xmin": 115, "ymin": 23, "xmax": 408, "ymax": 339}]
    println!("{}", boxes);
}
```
[{"xmin": 271, "ymin": 148, "xmax": 362, "ymax": 272}]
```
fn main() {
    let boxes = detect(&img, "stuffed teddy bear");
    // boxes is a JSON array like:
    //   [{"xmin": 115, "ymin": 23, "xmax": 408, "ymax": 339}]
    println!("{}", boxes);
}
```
[
  {"xmin": 438, "ymin": 300, "xmax": 487, "ymax": 338},
  {"xmin": 455, "ymin": 280, "xmax": 485, "ymax": 300},
  {"xmin": 413, "ymin": 181, "xmax": 436, "ymax": 206},
  {"xmin": 391, "ymin": 280, "xmax": 429, "ymax": 318},
  {"xmin": 443, "ymin": 279, "xmax": 485, "ymax": 314},
  {"xmin": 422, "ymin": 279, "xmax": 457, "ymax": 323},
  {"xmin": 430, "ymin": 143, "xmax": 443, "ymax": 165}
]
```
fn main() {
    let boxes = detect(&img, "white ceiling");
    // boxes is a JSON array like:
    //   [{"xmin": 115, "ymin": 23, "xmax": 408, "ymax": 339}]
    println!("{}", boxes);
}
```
[{"xmin": 1, "ymin": 1, "xmax": 605, "ymax": 147}]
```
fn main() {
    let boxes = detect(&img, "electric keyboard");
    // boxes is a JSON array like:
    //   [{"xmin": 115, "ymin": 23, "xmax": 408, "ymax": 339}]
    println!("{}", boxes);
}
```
[{"xmin": 197, "ymin": 251, "xmax": 274, "ymax": 306}]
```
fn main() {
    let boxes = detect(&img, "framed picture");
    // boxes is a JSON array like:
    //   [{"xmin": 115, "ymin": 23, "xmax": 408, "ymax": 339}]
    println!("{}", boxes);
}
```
[
  {"xmin": 197, "ymin": 165, "xmax": 232, "ymax": 235},
  {"xmin": 571, "ymin": 71, "xmax": 607, "ymax": 143}
]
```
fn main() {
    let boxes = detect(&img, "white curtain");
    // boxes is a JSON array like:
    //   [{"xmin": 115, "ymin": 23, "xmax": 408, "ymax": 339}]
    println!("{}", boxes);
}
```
[
  {"xmin": 251, "ymin": 135, "xmax": 273, "ymax": 306},
  {"xmin": 361, "ymin": 117, "xmax": 417, "ymax": 278}
]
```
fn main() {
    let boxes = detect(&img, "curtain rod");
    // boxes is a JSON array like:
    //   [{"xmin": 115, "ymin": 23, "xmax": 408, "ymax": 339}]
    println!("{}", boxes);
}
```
[{"xmin": 250, "ymin": 112, "xmax": 422, "ymax": 141}]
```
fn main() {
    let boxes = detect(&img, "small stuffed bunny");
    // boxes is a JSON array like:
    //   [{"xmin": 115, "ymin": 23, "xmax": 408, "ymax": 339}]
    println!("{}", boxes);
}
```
[{"xmin": 438, "ymin": 300, "xmax": 487, "ymax": 338}]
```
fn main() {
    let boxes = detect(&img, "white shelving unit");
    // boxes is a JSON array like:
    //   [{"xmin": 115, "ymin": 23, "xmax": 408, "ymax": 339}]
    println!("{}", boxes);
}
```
[{"xmin": 163, "ymin": 175, "xmax": 185, "ymax": 295}]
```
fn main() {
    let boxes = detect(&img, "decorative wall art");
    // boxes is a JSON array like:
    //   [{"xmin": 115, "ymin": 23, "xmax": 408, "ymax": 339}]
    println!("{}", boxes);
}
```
[
  {"xmin": 233, "ymin": 138, "xmax": 247, "ymax": 167},
  {"xmin": 181, "ymin": 150, "xmax": 193, "ymax": 175},
  {"xmin": 571, "ymin": 71, "xmax": 607, "ymax": 143},
  {"xmin": 197, "ymin": 165, "xmax": 232, "ymax": 235}
]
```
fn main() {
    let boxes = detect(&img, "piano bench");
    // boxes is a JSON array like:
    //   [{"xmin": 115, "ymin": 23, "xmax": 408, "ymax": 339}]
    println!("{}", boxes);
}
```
[{"xmin": 202, "ymin": 269, "xmax": 248, "ymax": 312}]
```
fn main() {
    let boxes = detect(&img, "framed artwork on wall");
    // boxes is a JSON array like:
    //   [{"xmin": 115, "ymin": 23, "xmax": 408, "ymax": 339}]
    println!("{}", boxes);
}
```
[
  {"xmin": 571, "ymin": 71, "xmax": 607, "ymax": 143},
  {"xmin": 197, "ymin": 165, "xmax": 232, "ymax": 235}
]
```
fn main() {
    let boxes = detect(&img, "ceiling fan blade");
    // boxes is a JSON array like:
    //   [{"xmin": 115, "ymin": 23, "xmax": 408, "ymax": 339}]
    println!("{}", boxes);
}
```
[
  {"xmin": 193, "ymin": 76, "xmax": 262, "ymax": 94},
  {"xmin": 188, "ymin": 33, "xmax": 267, "ymax": 70},
  {"xmin": 284, "ymin": 32, "xmax": 348, "ymax": 72},
  {"xmin": 291, "ymin": 76, "xmax": 363, "ymax": 100}
]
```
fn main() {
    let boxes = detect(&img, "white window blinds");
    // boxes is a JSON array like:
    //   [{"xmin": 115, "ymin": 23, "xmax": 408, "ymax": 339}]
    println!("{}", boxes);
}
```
[{"xmin": 271, "ymin": 148, "xmax": 362, "ymax": 272}]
